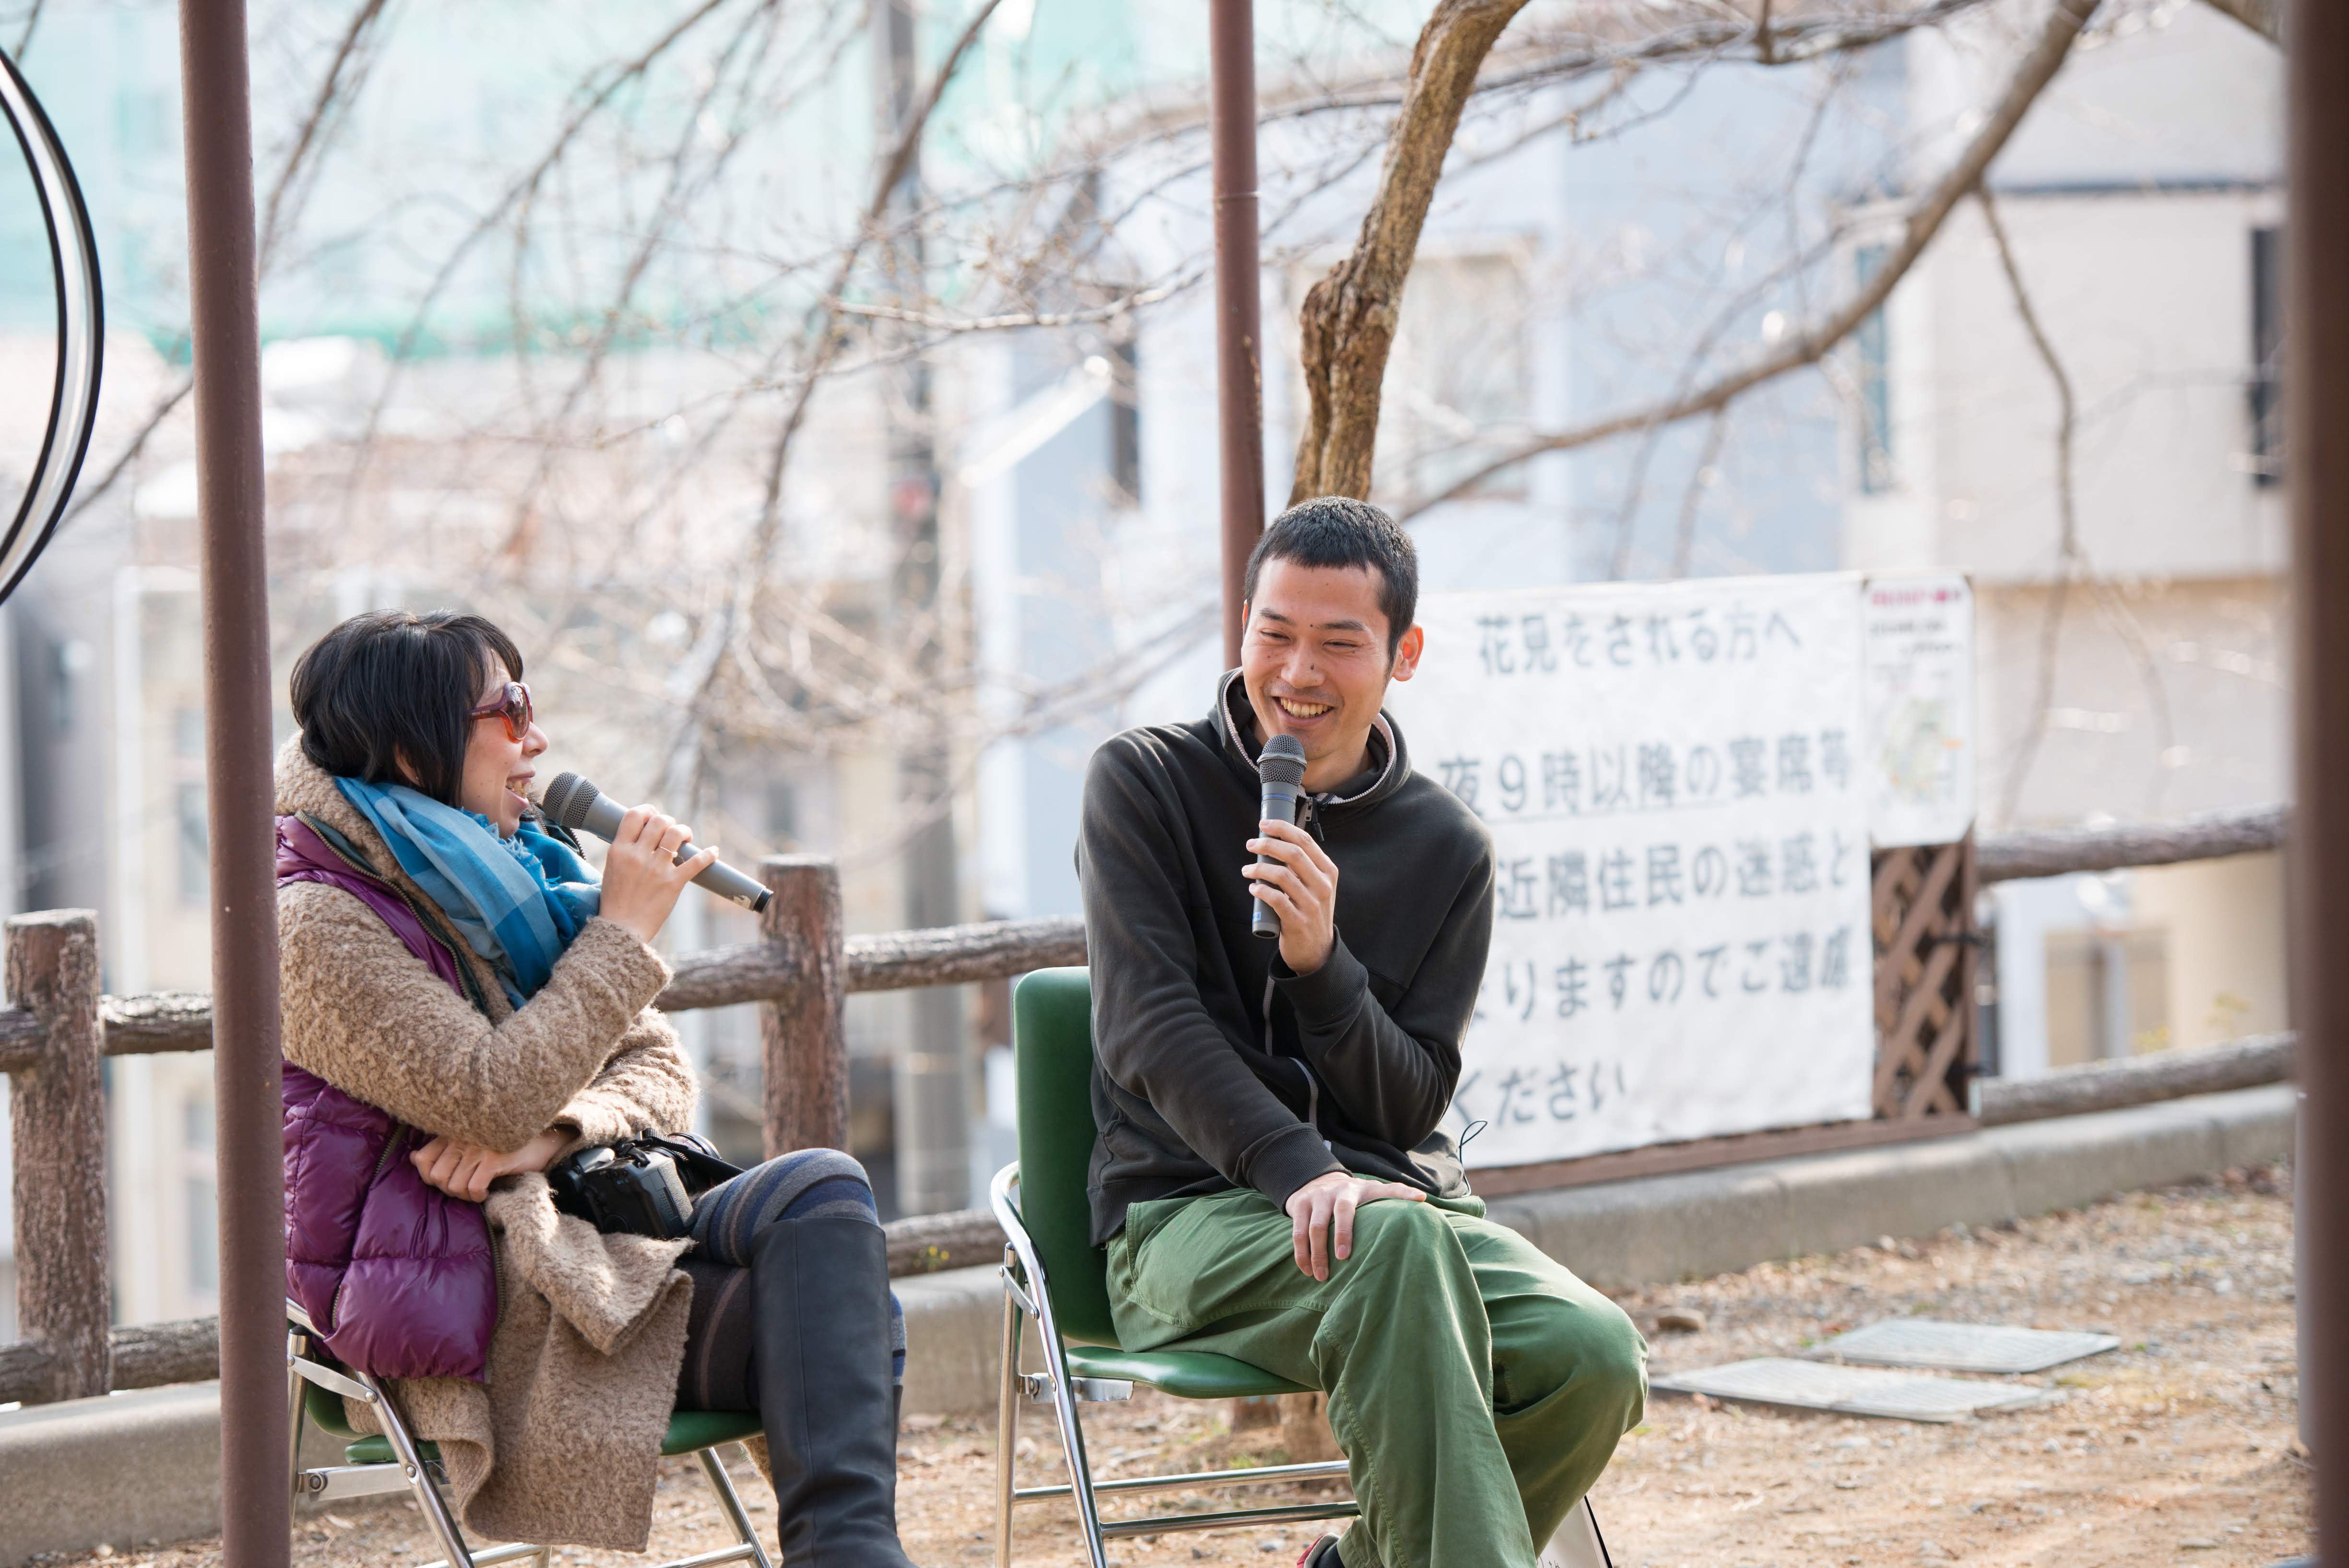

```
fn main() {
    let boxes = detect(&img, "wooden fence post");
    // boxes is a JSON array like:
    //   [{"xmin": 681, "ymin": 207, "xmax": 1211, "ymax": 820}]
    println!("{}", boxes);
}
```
[
  {"xmin": 761, "ymin": 856, "xmax": 850, "ymax": 1156},
  {"xmin": 6, "ymin": 910, "xmax": 110, "ymax": 1402}
]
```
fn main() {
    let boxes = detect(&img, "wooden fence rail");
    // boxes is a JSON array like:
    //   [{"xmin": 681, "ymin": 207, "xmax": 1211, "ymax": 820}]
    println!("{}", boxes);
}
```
[
  {"xmin": 1976, "ymin": 803, "xmax": 2290, "ymax": 883},
  {"xmin": 0, "ymin": 804, "xmax": 2293, "ymax": 1406},
  {"xmin": 0, "ymin": 918, "xmax": 1091, "ymax": 1069}
]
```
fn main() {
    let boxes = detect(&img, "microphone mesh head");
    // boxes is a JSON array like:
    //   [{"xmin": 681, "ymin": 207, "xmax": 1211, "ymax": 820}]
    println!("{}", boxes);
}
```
[
  {"xmin": 1259, "ymin": 734, "xmax": 1307, "ymax": 787},
  {"xmin": 541, "ymin": 772, "xmax": 600, "ymax": 831}
]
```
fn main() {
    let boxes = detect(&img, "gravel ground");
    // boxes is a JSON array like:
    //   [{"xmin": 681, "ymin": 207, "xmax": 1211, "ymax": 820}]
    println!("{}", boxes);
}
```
[{"xmin": 44, "ymin": 1165, "xmax": 2311, "ymax": 1568}]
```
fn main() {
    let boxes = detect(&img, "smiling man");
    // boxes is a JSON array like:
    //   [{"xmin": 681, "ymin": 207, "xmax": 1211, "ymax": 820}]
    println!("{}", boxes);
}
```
[{"xmin": 1076, "ymin": 497, "xmax": 1647, "ymax": 1568}]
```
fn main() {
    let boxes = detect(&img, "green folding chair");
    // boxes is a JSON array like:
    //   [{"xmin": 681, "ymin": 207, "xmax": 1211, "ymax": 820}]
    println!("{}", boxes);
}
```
[
  {"xmin": 285, "ymin": 1297, "xmax": 772, "ymax": 1568},
  {"xmin": 988, "ymin": 967, "xmax": 1358, "ymax": 1568}
]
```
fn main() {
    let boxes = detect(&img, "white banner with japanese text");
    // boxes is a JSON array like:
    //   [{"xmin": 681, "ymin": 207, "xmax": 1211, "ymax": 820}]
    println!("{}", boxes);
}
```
[{"xmin": 1385, "ymin": 573, "xmax": 1875, "ymax": 1170}]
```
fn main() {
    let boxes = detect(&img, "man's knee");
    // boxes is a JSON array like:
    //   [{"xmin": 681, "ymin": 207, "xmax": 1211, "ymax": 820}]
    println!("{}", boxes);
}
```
[
  {"xmin": 1569, "ymin": 1297, "xmax": 1648, "ymax": 1425},
  {"xmin": 1499, "ymin": 1294, "xmax": 1647, "ymax": 1421}
]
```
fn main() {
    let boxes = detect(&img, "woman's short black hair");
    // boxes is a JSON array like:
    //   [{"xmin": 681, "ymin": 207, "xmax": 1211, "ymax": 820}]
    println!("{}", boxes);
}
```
[
  {"xmin": 290, "ymin": 611, "xmax": 524, "ymax": 806},
  {"xmin": 1242, "ymin": 495, "xmax": 1419, "ymax": 657}
]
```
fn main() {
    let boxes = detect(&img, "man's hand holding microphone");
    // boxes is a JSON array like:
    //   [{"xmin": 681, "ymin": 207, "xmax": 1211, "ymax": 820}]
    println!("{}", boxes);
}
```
[{"xmin": 1244, "ymin": 734, "xmax": 1338, "ymax": 976}]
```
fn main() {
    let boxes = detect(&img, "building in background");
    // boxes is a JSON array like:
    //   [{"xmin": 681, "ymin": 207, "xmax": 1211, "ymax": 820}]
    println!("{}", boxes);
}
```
[
  {"xmin": 965, "ymin": 1, "xmax": 2288, "ymax": 1089},
  {"xmin": 1841, "ymin": 0, "xmax": 2287, "ymax": 1073}
]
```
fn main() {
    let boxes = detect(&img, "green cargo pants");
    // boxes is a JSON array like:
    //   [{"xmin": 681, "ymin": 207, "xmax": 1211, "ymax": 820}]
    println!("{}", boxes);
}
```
[{"xmin": 1105, "ymin": 1187, "xmax": 1647, "ymax": 1568}]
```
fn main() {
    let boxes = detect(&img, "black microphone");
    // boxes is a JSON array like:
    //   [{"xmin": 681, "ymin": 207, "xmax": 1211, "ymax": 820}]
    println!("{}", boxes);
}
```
[
  {"xmin": 539, "ymin": 772, "xmax": 773, "ymax": 914},
  {"xmin": 1251, "ymin": 734, "xmax": 1308, "ymax": 941}
]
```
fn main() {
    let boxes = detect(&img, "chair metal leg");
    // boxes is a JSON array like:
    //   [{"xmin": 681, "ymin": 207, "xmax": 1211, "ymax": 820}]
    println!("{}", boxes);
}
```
[
  {"xmin": 356, "ymin": 1368, "xmax": 476, "ymax": 1568},
  {"xmin": 696, "ymin": 1445, "xmax": 775, "ymax": 1568},
  {"xmin": 286, "ymin": 1328, "xmax": 309, "ymax": 1506},
  {"xmin": 1034, "ymin": 1310, "xmax": 1109, "ymax": 1568},
  {"xmin": 994, "ymin": 1257, "xmax": 1023, "ymax": 1568},
  {"xmin": 986, "ymin": 1165, "xmax": 1361, "ymax": 1556}
]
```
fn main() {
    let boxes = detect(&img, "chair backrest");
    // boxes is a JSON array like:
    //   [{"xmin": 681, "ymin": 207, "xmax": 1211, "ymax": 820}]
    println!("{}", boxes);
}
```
[{"xmin": 1011, "ymin": 967, "xmax": 1119, "ymax": 1347}]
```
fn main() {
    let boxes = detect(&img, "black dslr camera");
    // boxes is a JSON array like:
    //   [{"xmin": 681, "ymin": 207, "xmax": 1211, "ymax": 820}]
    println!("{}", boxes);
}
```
[{"xmin": 546, "ymin": 1132, "xmax": 742, "ymax": 1239}]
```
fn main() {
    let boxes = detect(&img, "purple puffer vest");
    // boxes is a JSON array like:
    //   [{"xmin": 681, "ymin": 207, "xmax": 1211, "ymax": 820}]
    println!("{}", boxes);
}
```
[{"xmin": 279, "ymin": 813, "xmax": 498, "ymax": 1382}]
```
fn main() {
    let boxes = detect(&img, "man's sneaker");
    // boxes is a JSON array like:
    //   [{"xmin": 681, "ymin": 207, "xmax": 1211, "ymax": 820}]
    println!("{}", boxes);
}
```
[{"xmin": 1295, "ymin": 1536, "xmax": 1341, "ymax": 1568}]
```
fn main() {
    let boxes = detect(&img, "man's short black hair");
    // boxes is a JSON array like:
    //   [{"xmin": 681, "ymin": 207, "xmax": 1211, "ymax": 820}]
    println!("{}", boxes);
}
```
[
  {"xmin": 1242, "ymin": 495, "xmax": 1419, "ymax": 656},
  {"xmin": 290, "ymin": 610, "xmax": 524, "ymax": 806}
]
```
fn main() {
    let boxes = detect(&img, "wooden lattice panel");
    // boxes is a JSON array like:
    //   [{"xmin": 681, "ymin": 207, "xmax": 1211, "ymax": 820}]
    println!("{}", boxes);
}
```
[{"xmin": 1868, "ymin": 838, "xmax": 1978, "ymax": 1121}]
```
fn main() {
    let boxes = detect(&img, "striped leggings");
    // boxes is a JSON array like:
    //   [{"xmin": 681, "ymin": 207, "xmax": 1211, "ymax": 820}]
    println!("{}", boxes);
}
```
[{"xmin": 674, "ymin": 1148, "xmax": 906, "ymax": 1412}]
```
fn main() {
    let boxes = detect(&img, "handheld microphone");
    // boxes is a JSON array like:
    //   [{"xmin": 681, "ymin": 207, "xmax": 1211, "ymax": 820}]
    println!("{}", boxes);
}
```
[
  {"xmin": 1251, "ymin": 734, "xmax": 1308, "ymax": 941},
  {"xmin": 539, "ymin": 772, "xmax": 773, "ymax": 914}
]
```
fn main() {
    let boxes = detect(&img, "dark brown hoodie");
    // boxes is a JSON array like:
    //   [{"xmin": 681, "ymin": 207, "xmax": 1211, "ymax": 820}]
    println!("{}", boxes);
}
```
[{"xmin": 1078, "ymin": 672, "xmax": 1495, "ymax": 1244}]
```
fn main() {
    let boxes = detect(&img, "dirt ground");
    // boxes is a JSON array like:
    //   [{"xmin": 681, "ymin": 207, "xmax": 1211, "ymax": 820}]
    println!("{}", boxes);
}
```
[{"xmin": 44, "ymin": 1165, "xmax": 2311, "ymax": 1568}]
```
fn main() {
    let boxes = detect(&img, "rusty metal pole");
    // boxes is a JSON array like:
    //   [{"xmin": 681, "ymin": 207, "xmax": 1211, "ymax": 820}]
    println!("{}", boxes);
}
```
[
  {"xmin": 176, "ymin": 1, "xmax": 287, "ymax": 1563},
  {"xmin": 2288, "ymin": 0, "xmax": 2347, "ymax": 1548},
  {"xmin": 1210, "ymin": 0, "xmax": 1265, "ymax": 668}
]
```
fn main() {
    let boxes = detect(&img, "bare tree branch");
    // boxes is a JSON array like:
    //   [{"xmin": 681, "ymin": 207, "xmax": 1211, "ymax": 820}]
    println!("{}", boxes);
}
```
[
  {"xmin": 1981, "ymin": 187, "xmax": 2083, "ymax": 826},
  {"xmin": 737, "ymin": 0, "xmax": 1009, "ymax": 582},
  {"xmin": 1104, "ymin": 0, "xmax": 1995, "ymax": 150},
  {"xmin": 1290, "ymin": 0, "xmax": 1535, "ymax": 503},
  {"xmin": 347, "ymin": 0, "xmax": 743, "ymax": 456},
  {"xmin": 495, "ymin": 0, "xmax": 785, "ymax": 565},
  {"xmin": 58, "ymin": 374, "xmax": 192, "ymax": 528},
  {"xmin": 1398, "ymin": 0, "xmax": 2105, "ymax": 521},
  {"xmin": 651, "ymin": 0, "xmax": 1008, "ymax": 789},
  {"xmin": 826, "ymin": 278, "xmax": 1191, "ymax": 334},
  {"xmin": 256, "ymin": 0, "xmax": 392, "ymax": 272},
  {"xmin": 1668, "ymin": 407, "xmax": 1731, "ymax": 578},
  {"xmin": 57, "ymin": 2, "xmax": 392, "ymax": 533},
  {"xmin": 1981, "ymin": 189, "xmax": 2177, "ymax": 824}
]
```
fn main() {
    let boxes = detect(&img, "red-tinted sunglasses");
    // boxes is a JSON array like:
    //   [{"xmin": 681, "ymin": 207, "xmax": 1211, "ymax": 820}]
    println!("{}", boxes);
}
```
[{"xmin": 468, "ymin": 681, "xmax": 534, "ymax": 742}]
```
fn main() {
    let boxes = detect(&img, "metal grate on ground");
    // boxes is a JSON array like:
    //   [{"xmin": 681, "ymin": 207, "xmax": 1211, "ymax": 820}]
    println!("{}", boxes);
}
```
[
  {"xmin": 1808, "ymin": 1318, "xmax": 2120, "ymax": 1375},
  {"xmin": 1649, "ymin": 1357, "xmax": 2056, "ymax": 1423}
]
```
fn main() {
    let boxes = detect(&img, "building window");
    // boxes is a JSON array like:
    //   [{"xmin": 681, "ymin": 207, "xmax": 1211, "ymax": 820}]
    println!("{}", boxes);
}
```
[
  {"xmin": 2250, "ymin": 225, "xmax": 2283, "ymax": 487},
  {"xmin": 176, "ymin": 783, "xmax": 209, "ymax": 907},
  {"xmin": 1854, "ymin": 244, "xmax": 1894, "ymax": 494}
]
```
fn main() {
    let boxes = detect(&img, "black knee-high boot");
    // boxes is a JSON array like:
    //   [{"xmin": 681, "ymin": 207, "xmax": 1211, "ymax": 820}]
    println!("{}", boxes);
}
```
[{"xmin": 750, "ymin": 1214, "xmax": 919, "ymax": 1568}]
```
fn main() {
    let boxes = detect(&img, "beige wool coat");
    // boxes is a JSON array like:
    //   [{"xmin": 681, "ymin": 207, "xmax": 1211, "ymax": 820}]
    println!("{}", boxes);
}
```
[{"xmin": 275, "ymin": 738, "xmax": 727, "ymax": 1550}]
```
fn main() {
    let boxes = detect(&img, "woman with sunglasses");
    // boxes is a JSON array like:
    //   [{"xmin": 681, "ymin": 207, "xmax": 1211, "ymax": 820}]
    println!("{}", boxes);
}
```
[{"xmin": 275, "ymin": 609, "xmax": 921, "ymax": 1566}]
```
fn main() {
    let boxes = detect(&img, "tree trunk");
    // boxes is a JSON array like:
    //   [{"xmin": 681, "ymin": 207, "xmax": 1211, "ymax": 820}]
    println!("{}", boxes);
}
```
[{"xmin": 1289, "ymin": 0, "xmax": 1532, "ymax": 504}]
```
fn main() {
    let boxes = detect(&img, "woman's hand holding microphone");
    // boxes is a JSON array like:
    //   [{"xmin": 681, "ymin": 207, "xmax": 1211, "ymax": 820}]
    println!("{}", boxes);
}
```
[{"xmin": 598, "ymin": 804, "xmax": 720, "ymax": 946}]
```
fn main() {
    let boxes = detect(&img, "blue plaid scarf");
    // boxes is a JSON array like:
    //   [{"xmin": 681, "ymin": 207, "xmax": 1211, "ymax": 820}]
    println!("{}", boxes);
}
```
[{"xmin": 335, "ymin": 777, "xmax": 602, "ymax": 1007}]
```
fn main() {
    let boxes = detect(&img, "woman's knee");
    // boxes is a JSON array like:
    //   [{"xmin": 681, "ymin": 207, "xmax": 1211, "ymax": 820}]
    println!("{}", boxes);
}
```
[
  {"xmin": 773, "ymin": 1147, "xmax": 873, "ymax": 1190},
  {"xmin": 698, "ymin": 1148, "xmax": 879, "ymax": 1255},
  {"xmin": 761, "ymin": 1148, "xmax": 878, "ymax": 1222}
]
